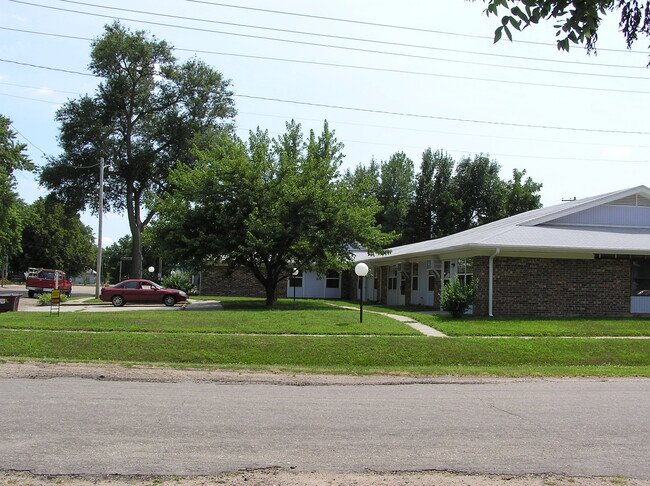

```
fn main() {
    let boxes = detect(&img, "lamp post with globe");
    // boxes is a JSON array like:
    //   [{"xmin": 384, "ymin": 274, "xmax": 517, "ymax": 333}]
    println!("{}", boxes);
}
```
[{"xmin": 354, "ymin": 263, "xmax": 369, "ymax": 323}]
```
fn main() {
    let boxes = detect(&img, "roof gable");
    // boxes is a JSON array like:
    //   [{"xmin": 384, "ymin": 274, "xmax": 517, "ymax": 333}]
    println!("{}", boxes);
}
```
[
  {"xmin": 521, "ymin": 185, "xmax": 650, "ymax": 227},
  {"xmin": 362, "ymin": 186, "xmax": 650, "ymax": 264}
]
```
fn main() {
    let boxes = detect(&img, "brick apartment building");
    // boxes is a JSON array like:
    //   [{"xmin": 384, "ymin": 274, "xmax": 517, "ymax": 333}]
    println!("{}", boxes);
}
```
[{"xmin": 358, "ymin": 186, "xmax": 650, "ymax": 317}]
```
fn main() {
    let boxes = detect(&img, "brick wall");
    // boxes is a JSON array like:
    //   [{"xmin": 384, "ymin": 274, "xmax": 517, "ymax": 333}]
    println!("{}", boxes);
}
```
[
  {"xmin": 201, "ymin": 266, "xmax": 288, "ymax": 299},
  {"xmin": 473, "ymin": 256, "xmax": 631, "ymax": 317}
]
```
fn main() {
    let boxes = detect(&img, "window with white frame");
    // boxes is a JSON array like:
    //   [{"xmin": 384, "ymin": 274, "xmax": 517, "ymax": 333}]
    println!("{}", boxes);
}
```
[
  {"xmin": 388, "ymin": 265, "xmax": 398, "ymax": 290},
  {"xmin": 325, "ymin": 270, "xmax": 340, "ymax": 288},
  {"xmin": 428, "ymin": 271, "xmax": 436, "ymax": 292},
  {"xmin": 411, "ymin": 263, "xmax": 419, "ymax": 291},
  {"xmin": 443, "ymin": 260, "xmax": 452, "ymax": 287},
  {"xmin": 456, "ymin": 258, "xmax": 474, "ymax": 285}
]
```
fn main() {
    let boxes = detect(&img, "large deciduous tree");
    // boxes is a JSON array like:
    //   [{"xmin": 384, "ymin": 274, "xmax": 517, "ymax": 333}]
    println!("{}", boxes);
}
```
[
  {"xmin": 0, "ymin": 114, "xmax": 35, "ymax": 274},
  {"xmin": 477, "ymin": 0, "xmax": 649, "ymax": 63},
  {"xmin": 40, "ymin": 21, "xmax": 236, "ymax": 278},
  {"xmin": 153, "ymin": 121, "xmax": 393, "ymax": 306}
]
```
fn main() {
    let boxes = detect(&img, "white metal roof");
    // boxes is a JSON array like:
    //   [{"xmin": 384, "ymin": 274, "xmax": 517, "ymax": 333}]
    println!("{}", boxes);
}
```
[{"xmin": 363, "ymin": 186, "xmax": 650, "ymax": 264}]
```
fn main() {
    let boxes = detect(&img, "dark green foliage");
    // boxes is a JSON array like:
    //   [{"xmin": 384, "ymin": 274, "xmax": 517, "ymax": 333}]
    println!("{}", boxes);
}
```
[
  {"xmin": 441, "ymin": 279, "xmax": 477, "ymax": 318},
  {"xmin": 349, "ymin": 149, "xmax": 542, "ymax": 245},
  {"xmin": 0, "ymin": 114, "xmax": 35, "ymax": 268},
  {"xmin": 40, "ymin": 22, "xmax": 236, "ymax": 278},
  {"xmin": 10, "ymin": 197, "xmax": 94, "ymax": 277},
  {"xmin": 480, "ymin": 0, "xmax": 649, "ymax": 64},
  {"xmin": 154, "ymin": 121, "xmax": 393, "ymax": 306},
  {"xmin": 453, "ymin": 154, "xmax": 506, "ymax": 230},
  {"xmin": 376, "ymin": 152, "xmax": 415, "ymax": 245},
  {"xmin": 162, "ymin": 271, "xmax": 197, "ymax": 295}
]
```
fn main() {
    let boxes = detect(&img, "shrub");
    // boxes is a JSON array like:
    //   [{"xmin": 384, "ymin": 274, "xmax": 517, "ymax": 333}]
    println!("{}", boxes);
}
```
[
  {"xmin": 441, "ymin": 279, "xmax": 476, "ymax": 318},
  {"xmin": 37, "ymin": 292, "xmax": 69, "ymax": 306},
  {"xmin": 162, "ymin": 271, "xmax": 197, "ymax": 295}
]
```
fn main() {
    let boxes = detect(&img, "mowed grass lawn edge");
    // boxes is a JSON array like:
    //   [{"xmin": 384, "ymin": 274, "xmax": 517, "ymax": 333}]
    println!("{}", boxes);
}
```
[
  {"xmin": 0, "ymin": 308, "xmax": 420, "ymax": 336},
  {"xmin": 1, "ymin": 330, "xmax": 649, "ymax": 377}
]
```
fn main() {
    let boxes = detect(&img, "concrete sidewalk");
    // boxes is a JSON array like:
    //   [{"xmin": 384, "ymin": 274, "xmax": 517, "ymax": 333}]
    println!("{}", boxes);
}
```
[{"xmin": 331, "ymin": 304, "xmax": 447, "ymax": 337}]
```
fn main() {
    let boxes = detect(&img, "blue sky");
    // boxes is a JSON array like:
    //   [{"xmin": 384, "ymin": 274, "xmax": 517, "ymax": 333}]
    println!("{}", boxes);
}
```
[{"xmin": 2, "ymin": 0, "xmax": 649, "ymax": 246}]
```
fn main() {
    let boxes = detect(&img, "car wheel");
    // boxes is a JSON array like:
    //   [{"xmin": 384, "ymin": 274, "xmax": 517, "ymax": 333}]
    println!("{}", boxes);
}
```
[
  {"xmin": 28, "ymin": 290, "xmax": 35, "ymax": 298},
  {"xmin": 112, "ymin": 295, "xmax": 125, "ymax": 307},
  {"xmin": 163, "ymin": 295, "xmax": 176, "ymax": 307}
]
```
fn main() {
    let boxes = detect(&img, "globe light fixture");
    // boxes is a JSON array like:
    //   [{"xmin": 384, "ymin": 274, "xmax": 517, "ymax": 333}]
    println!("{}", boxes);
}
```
[{"xmin": 354, "ymin": 263, "xmax": 369, "ymax": 323}]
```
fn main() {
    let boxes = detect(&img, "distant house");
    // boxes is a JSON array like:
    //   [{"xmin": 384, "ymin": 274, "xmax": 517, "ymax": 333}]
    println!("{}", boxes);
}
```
[{"xmin": 358, "ymin": 186, "xmax": 650, "ymax": 317}]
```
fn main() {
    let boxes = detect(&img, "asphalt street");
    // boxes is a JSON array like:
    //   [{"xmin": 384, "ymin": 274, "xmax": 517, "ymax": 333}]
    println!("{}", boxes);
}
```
[{"xmin": 1, "ymin": 377, "xmax": 648, "ymax": 478}]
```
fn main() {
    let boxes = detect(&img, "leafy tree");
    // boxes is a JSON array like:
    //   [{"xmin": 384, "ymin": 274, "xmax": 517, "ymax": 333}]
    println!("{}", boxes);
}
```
[
  {"xmin": 503, "ymin": 168, "xmax": 543, "ymax": 216},
  {"xmin": 478, "ymin": 0, "xmax": 650, "ymax": 63},
  {"xmin": 404, "ymin": 149, "xmax": 458, "ymax": 243},
  {"xmin": 377, "ymin": 152, "xmax": 415, "ymax": 245},
  {"xmin": 0, "ymin": 115, "xmax": 35, "ymax": 273},
  {"xmin": 452, "ymin": 154, "xmax": 506, "ymax": 231},
  {"xmin": 11, "ymin": 197, "xmax": 95, "ymax": 277},
  {"xmin": 342, "ymin": 159, "xmax": 381, "ymax": 200},
  {"xmin": 40, "ymin": 21, "xmax": 236, "ymax": 278},
  {"xmin": 153, "ymin": 121, "xmax": 393, "ymax": 306}
]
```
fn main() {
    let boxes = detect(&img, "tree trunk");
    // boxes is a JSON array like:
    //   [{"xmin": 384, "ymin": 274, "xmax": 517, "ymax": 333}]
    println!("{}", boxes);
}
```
[
  {"xmin": 264, "ymin": 280, "xmax": 277, "ymax": 307},
  {"xmin": 130, "ymin": 225, "xmax": 143, "ymax": 279},
  {"xmin": 126, "ymin": 182, "xmax": 143, "ymax": 279}
]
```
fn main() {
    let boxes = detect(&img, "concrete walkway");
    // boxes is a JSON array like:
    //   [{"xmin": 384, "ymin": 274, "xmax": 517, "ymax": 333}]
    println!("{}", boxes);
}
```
[{"xmin": 332, "ymin": 305, "xmax": 447, "ymax": 337}]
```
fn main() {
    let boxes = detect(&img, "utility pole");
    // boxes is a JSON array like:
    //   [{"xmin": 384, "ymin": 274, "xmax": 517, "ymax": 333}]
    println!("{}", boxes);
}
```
[{"xmin": 95, "ymin": 158, "xmax": 105, "ymax": 299}]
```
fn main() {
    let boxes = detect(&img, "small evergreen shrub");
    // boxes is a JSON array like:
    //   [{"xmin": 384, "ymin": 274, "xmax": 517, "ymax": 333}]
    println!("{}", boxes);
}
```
[
  {"xmin": 162, "ymin": 271, "xmax": 197, "ymax": 295},
  {"xmin": 37, "ymin": 292, "xmax": 69, "ymax": 306},
  {"xmin": 441, "ymin": 279, "xmax": 476, "ymax": 318}
]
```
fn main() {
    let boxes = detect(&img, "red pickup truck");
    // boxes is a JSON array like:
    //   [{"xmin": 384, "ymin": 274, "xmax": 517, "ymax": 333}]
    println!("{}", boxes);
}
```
[{"xmin": 25, "ymin": 267, "xmax": 72, "ymax": 298}]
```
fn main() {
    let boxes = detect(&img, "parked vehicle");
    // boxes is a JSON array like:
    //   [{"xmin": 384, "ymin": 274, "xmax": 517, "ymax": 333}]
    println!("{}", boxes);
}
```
[
  {"xmin": 100, "ymin": 279, "xmax": 187, "ymax": 307},
  {"xmin": 25, "ymin": 267, "xmax": 72, "ymax": 298}
]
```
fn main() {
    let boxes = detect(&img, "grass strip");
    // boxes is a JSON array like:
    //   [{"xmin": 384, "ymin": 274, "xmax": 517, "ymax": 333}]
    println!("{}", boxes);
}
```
[
  {"xmin": 1, "ymin": 330, "xmax": 649, "ymax": 376},
  {"xmin": 353, "ymin": 304, "xmax": 650, "ymax": 337},
  {"xmin": 0, "ymin": 309, "xmax": 419, "ymax": 335}
]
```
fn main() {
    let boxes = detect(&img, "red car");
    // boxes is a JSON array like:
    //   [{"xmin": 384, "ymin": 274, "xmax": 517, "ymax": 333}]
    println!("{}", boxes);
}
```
[{"xmin": 100, "ymin": 279, "xmax": 187, "ymax": 307}]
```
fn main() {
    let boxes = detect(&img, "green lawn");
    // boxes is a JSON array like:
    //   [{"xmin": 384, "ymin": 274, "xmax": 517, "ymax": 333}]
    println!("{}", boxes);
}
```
[
  {"xmin": 2, "ymin": 298, "xmax": 650, "ymax": 377},
  {"xmin": 1, "ymin": 330, "xmax": 648, "ymax": 377},
  {"xmin": 359, "ymin": 304, "xmax": 650, "ymax": 337},
  {"xmin": 0, "ymin": 307, "xmax": 419, "ymax": 336}
]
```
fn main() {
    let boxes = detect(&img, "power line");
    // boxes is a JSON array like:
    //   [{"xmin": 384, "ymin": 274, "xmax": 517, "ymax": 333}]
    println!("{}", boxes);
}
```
[
  {"xmin": 0, "ymin": 58, "xmax": 93, "ymax": 77},
  {"xmin": 4, "ymin": 92, "xmax": 648, "ymax": 164},
  {"xmin": 235, "ymin": 94, "xmax": 650, "ymax": 135},
  {"xmin": 183, "ymin": 0, "xmax": 649, "ymax": 55},
  {"xmin": 47, "ymin": 0, "xmax": 648, "ymax": 77},
  {"xmin": 11, "ymin": 0, "xmax": 650, "ymax": 85},
  {"xmin": 2, "ymin": 34, "xmax": 648, "ymax": 95},
  {"xmin": 0, "ymin": 81, "xmax": 81, "ymax": 95},
  {"xmin": 185, "ymin": 50, "xmax": 649, "ymax": 94},
  {"xmin": 2, "ymin": 56, "xmax": 648, "ymax": 134},
  {"xmin": 239, "ymin": 111, "xmax": 650, "ymax": 149},
  {"xmin": 2, "ymin": 21, "xmax": 645, "ymax": 74},
  {"xmin": 2, "ymin": 58, "xmax": 647, "ymax": 135},
  {"xmin": 9, "ymin": 123, "xmax": 46, "ymax": 155},
  {"xmin": 0, "ymin": 26, "xmax": 648, "ymax": 86}
]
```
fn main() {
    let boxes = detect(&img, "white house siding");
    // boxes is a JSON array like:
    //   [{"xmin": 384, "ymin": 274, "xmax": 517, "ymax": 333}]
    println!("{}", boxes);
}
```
[
  {"xmin": 287, "ymin": 271, "xmax": 342, "ymax": 299},
  {"xmin": 631, "ymin": 296, "xmax": 650, "ymax": 313},
  {"xmin": 550, "ymin": 204, "xmax": 650, "ymax": 227}
]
